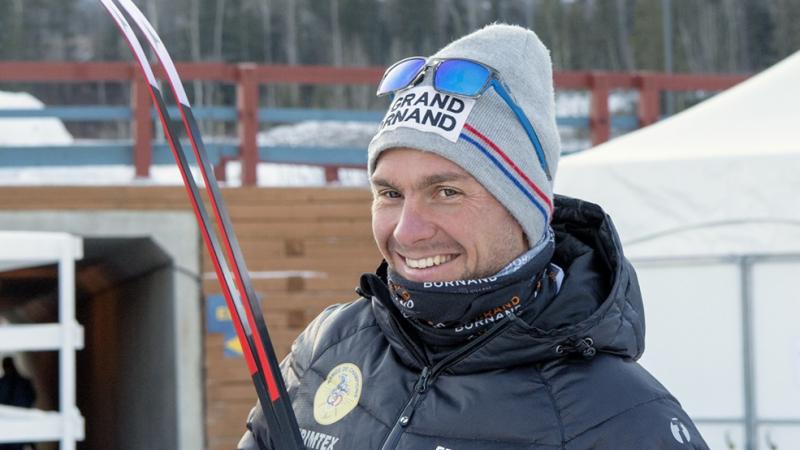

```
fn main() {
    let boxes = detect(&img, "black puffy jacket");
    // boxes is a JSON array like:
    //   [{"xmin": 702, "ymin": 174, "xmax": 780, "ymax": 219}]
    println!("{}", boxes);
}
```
[{"xmin": 239, "ymin": 196, "xmax": 708, "ymax": 450}]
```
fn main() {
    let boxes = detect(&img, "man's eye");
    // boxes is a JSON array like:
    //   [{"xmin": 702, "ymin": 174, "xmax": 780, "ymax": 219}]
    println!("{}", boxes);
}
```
[
  {"xmin": 381, "ymin": 190, "xmax": 401, "ymax": 199},
  {"xmin": 439, "ymin": 188, "xmax": 459, "ymax": 197}
]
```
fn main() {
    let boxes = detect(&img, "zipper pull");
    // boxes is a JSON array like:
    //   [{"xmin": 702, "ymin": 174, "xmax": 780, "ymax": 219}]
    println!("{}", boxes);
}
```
[
  {"xmin": 414, "ymin": 366, "xmax": 431, "ymax": 394},
  {"xmin": 398, "ymin": 367, "xmax": 432, "ymax": 429}
]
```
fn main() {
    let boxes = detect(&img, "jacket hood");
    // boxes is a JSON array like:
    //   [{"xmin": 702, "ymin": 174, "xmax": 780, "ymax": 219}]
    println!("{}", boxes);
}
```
[{"xmin": 362, "ymin": 195, "xmax": 646, "ymax": 373}]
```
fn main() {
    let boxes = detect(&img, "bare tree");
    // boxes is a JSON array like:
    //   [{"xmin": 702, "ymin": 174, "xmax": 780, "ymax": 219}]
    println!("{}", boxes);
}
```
[
  {"xmin": 213, "ymin": 0, "xmax": 227, "ymax": 60},
  {"xmin": 189, "ymin": 0, "xmax": 201, "ymax": 63},
  {"xmin": 448, "ymin": 1, "xmax": 465, "ymax": 40},
  {"xmin": 466, "ymin": 0, "xmax": 480, "ymax": 31},
  {"xmin": 722, "ymin": 0, "xmax": 742, "ymax": 71},
  {"xmin": 435, "ymin": 0, "xmax": 452, "ymax": 44},
  {"xmin": 284, "ymin": 0, "xmax": 299, "ymax": 65},
  {"xmin": 523, "ymin": 0, "xmax": 537, "ymax": 28},
  {"xmin": 188, "ymin": 0, "xmax": 205, "ymax": 123},
  {"xmin": 145, "ymin": 0, "xmax": 158, "ymax": 35},
  {"xmin": 284, "ymin": 0, "xmax": 300, "ymax": 104},
  {"xmin": 331, "ymin": 0, "xmax": 345, "ymax": 106},
  {"xmin": 8, "ymin": 0, "xmax": 25, "ymax": 58},
  {"xmin": 331, "ymin": 0, "xmax": 344, "ymax": 66},
  {"xmin": 615, "ymin": 0, "xmax": 636, "ymax": 70},
  {"xmin": 257, "ymin": 0, "xmax": 272, "ymax": 62}
]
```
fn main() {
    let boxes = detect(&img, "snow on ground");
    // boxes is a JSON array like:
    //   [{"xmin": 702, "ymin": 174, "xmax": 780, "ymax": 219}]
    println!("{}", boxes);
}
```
[
  {"xmin": 0, "ymin": 91, "xmax": 74, "ymax": 145},
  {"xmin": 0, "ymin": 91, "xmax": 639, "ymax": 186}
]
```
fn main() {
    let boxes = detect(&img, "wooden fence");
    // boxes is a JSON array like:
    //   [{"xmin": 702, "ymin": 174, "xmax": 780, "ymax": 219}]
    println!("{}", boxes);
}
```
[{"xmin": 0, "ymin": 62, "xmax": 748, "ymax": 185}]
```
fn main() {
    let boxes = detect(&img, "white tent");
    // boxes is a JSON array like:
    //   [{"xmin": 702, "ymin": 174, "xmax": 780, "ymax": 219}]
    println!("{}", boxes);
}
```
[
  {"xmin": 554, "ymin": 51, "xmax": 800, "ymax": 449},
  {"xmin": 555, "ymin": 50, "xmax": 800, "ymax": 259}
]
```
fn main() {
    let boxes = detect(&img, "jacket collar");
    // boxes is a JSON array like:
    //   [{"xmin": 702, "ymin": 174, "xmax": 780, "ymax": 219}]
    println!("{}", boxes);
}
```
[{"xmin": 361, "ymin": 195, "xmax": 645, "ymax": 373}]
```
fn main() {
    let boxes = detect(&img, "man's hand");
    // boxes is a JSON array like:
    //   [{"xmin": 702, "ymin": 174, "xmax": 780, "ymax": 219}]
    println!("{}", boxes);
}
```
[
  {"xmin": 237, "ymin": 430, "xmax": 259, "ymax": 450},
  {"xmin": 237, "ymin": 404, "xmax": 272, "ymax": 450}
]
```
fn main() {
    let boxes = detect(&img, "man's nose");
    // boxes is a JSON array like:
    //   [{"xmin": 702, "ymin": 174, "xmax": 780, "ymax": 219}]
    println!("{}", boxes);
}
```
[{"xmin": 393, "ymin": 200, "xmax": 436, "ymax": 246}]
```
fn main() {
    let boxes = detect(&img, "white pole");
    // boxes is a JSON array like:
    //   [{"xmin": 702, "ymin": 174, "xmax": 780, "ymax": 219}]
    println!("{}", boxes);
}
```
[{"xmin": 58, "ymin": 238, "xmax": 77, "ymax": 450}]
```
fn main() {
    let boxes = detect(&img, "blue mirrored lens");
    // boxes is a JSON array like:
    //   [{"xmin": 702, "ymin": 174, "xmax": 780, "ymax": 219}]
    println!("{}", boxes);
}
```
[
  {"xmin": 377, "ymin": 58, "xmax": 426, "ymax": 95},
  {"xmin": 435, "ymin": 59, "xmax": 491, "ymax": 97}
]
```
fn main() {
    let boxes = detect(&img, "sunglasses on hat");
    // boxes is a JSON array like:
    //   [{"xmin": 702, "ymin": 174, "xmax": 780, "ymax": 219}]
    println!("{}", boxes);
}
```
[{"xmin": 376, "ymin": 57, "xmax": 552, "ymax": 180}]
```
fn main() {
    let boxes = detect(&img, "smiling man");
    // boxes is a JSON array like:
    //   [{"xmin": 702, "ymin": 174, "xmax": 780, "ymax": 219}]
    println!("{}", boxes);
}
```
[
  {"xmin": 239, "ymin": 24, "xmax": 707, "ymax": 450},
  {"xmin": 371, "ymin": 149, "xmax": 527, "ymax": 283}
]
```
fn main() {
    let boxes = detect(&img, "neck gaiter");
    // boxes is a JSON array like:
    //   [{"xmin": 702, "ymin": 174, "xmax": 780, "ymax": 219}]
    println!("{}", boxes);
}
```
[{"xmin": 387, "ymin": 233, "xmax": 555, "ymax": 347}]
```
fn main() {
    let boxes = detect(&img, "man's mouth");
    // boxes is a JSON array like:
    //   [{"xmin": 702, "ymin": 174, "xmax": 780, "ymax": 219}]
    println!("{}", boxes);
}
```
[{"xmin": 403, "ymin": 254, "xmax": 455, "ymax": 269}]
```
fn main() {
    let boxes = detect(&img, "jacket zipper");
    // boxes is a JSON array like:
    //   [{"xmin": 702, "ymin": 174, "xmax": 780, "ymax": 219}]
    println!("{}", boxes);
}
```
[
  {"xmin": 378, "ymin": 315, "xmax": 516, "ymax": 450},
  {"xmin": 379, "ymin": 366, "xmax": 431, "ymax": 450}
]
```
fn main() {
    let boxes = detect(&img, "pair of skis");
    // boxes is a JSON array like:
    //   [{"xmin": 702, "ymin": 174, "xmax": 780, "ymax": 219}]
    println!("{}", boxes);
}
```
[{"xmin": 98, "ymin": 1, "xmax": 304, "ymax": 448}]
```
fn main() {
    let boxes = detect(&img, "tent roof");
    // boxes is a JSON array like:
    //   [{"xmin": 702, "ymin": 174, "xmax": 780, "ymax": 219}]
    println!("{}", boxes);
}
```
[{"xmin": 555, "ymin": 51, "xmax": 800, "ymax": 258}]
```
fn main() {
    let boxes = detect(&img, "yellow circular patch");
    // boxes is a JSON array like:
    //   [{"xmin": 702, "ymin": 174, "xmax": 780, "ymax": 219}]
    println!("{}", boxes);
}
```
[{"xmin": 313, "ymin": 363, "xmax": 363, "ymax": 425}]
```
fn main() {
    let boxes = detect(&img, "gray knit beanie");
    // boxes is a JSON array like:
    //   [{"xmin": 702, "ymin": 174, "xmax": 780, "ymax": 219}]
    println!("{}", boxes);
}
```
[{"xmin": 368, "ymin": 23, "xmax": 561, "ymax": 248}]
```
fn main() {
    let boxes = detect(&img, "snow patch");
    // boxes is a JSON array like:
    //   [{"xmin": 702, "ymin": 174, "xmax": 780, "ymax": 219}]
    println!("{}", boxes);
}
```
[{"xmin": 0, "ymin": 91, "xmax": 74, "ymax": 145}]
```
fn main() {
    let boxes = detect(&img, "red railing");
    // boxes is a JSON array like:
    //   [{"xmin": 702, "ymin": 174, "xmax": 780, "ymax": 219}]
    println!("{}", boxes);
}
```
[{"xmin": 0, "ymin": 62, "xmax": 748, "ymax": 185}]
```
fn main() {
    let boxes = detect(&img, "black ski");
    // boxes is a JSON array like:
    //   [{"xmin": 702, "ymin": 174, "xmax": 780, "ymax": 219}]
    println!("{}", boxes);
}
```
[{"xmin": 98, "ymin": 1, "xmax": 304, "ymax": 448}]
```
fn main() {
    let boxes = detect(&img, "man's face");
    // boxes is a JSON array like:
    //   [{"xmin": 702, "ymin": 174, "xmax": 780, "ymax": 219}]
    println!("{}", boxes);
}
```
[{"xmin": 370, "ymin": 148, "xmax": 527, "ymax": 283}]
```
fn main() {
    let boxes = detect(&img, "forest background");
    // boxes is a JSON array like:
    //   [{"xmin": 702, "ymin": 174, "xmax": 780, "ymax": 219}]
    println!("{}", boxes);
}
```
[{"xmin": 1, "ymin": 0, "xmax": 799, "ymax": 136}]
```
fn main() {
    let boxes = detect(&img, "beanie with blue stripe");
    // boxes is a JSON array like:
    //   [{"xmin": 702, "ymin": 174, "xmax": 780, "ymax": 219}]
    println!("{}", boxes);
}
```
[{"xmin": 368, "ymin": 23, "xmax": 561, "ymax": 248}]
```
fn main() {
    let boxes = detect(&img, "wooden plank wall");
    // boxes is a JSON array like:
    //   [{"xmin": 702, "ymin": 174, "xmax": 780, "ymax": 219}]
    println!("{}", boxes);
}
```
[
  {"xmin": 201, "ymin": 188, "xmax": 379, "ymax": 450},
  {"xmin": 0, "ymin": 186, "xmax": 380, "ymax": 450}
]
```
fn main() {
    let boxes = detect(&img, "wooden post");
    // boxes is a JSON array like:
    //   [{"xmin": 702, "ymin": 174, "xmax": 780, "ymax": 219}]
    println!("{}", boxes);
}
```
[
  {"xmin": 589, "ymin": 73, "xmax": 611, "ymax": 146},
  {"xmin": 637, "ymin": 74, "xmax": 661, "ymax": 127},
  {"xmin": 214, "ymin": 158, "xmax": 228, "ymax": 183},
  {"xmin": 132, "ymin": 71, "xmax": 152, "ymax": 178},
  {"xmin": 237, "ymin": 64, "xmax": 259, "ymax": 186},
  {"xmin": 324, "ymin": 166, "xmax": 340, "ymax": 183}
]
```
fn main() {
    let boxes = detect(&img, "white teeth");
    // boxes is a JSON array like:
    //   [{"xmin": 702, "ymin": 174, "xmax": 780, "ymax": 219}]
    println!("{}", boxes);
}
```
[{"xmin": 405, "ymin": 254, "xmax": 452, "ymax": 269}]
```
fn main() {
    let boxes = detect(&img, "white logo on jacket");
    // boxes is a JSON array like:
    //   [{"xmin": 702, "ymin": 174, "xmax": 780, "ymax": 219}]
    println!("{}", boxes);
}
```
[
  {"xmin": 300, "ymin": 428, "xmax": 340, "ymax": 450},
  {"xmin": 670, "ymin": 418, "xmax": 692, "ymax": 444}
]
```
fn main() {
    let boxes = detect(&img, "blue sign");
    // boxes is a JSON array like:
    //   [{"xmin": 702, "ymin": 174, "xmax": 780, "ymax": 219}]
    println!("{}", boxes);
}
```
[
  {"xmin": 223, "ymin": 330, "xmax": 244, "ymax": 358},
  {"xmin": 206, "ymin": 294, "xmax": 262, "ymax": 358},
  {"xmin": 206, "ymin": 294, "xmax": 233, "ymax": 334}
]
